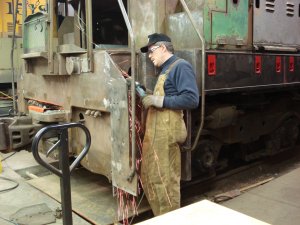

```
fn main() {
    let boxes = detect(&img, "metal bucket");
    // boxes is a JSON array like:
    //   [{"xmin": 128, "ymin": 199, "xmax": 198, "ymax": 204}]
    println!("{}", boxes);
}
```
[{"xmin": 0, "ymin": 100, "xmax": 13, "ymax": 116}]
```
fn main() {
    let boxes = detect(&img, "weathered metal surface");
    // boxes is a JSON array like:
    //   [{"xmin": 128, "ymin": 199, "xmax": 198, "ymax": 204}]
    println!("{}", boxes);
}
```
[
  {"xmin": 253, "ymin": 0, "xmax": 300, "ymax": 50},
  {"xmin": 204, "ymin": 0, "xmax": 250, "ymax": 49},
  {"xmin": 0, "ymin": 100, "xmax": 12, "ymax": 116},
  {"xmin": 8, "ymin": 116, "xmax": 42, "ymax": 149},
  {"xmin": 19, "ymin": 0, "xmax": 300, "ymax": 202},
  {"xmin": 132, "ymin": 0, "xmax": 250, "ymax": 50},
  {"xmin": 0, "ymin": 38, "xmax": 22, "ymax": 83},
  {"xmin": 19, "ymin": 49, "xmax": 137, "ymax": 194},
  {"xmin": 0, "ymin": 117, "xmax": 14, "ymax": 151},
  {"xmin": 29, "ymin": 110, "xmax": 68, "ymax": 122},
  {"xmin": 159, "ymin": 50, "xmax": 300, "ymax": 95},
  {"xmin": 130, "ymin": 0, "xmax": 167, "ymax": 50},
  {"xmin": 0, "ymin": 122, "xmax": 8, "ymax": 150},
  {"xmin": 210, "ymin": 98, "xmax": 298, "ymax": 146},
  {"xmin": 20, "ymin": 0, "xmax": 138, "ymax": 194},
  {"xmin": 166, "ymin": 10, "xmax": 204, "ymax": 49},
  {"xmin": 23, "ymin": 13, "xmax": 48, "ymax": 54},
  {"xmin": 204, "ymin": 52, "xmax": 300, "ymax": 94}
]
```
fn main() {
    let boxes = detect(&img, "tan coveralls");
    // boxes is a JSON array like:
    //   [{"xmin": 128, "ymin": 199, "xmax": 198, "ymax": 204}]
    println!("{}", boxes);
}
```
[{"xmin": 141, "ymin": 60, "xmax": 187, "ymax": 216}]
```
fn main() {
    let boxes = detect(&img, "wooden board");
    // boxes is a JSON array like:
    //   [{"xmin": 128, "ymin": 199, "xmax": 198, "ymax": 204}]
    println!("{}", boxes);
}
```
[
  {"xmin": 27, "ymin": 168, "xmax": 148, "ymax": 225},
  {"xmin": 135, "ymin": 200, "xmax": 271, "ymax": 225}
]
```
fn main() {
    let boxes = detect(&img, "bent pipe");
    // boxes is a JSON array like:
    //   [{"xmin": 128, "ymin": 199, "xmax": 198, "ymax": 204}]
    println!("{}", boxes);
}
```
[{"xmin": 31, "ymin": 122, "xmax": 91, "ymax": 177}]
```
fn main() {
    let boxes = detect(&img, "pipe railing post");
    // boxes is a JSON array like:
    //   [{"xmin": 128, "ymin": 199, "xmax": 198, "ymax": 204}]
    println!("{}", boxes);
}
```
[
  {"xmin": 48, "ymin": 0, "xmax": 55, "ymax": 73},
  {"xmin": 85, "ymin": 0, "xmax": 93, "ymax": 72},
  {"xmin": 179, "ymin": 0, "xmax": 206, "ymax": 152}
]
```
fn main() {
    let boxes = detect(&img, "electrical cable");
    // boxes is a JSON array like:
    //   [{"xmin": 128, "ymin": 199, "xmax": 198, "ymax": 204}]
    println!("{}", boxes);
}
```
[
  {"xmin": 128, "ymin": 192, "xmax": 145, "ymax": 225},
  {"xmin": 0, "ymin": 91, "xmax": 13, "ymax": 100},
  {"xmin": 0, "ymin": 215, "xmax": 19, "ymax": 225},
  {"xmin": 1, "ymin": 152, "xmax": 17, "ymax": 162},
  {"xmin": 0, "ymin": 176, "xmax": 19, "ymax": 193}
]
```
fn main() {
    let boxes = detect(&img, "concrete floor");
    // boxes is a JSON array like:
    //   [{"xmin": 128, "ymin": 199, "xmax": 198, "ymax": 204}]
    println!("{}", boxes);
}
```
[
  {"xmin": 0, "ymin": 150, "xmax": 91, "ymax": 225},
  {"xmin": 2, "ymin": 150, "xmax": 300, "ymax": 225},
  {"xmin": 222, "ymin": 165, "xmax": 300, "ymax": 225}
]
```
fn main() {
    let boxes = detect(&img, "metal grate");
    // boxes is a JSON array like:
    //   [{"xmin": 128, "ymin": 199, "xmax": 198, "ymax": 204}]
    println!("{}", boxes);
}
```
[
  {"xmin": 265, "ymin": 0, "xmax": 275, "ymax": 12},
  {"xmin": 286, "ymin": 2, "xmax": 295, "ymax": 16}
]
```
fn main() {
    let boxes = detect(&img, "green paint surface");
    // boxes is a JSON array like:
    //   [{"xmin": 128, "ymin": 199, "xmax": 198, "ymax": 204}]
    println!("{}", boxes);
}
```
[{"xmin": 204, "ymin": 0, "xmax": 249, "ymax": 49}]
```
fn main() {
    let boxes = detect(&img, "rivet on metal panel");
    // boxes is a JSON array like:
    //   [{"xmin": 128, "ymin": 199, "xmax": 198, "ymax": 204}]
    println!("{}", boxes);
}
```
[
  {"xmin": 208, "ymin": 55, "xmax": 217, "ymax": 76},
  {"xmin": 289, "ymin": 56, "xmax": 295, "ymax": 72},
  {"xmin": 276, "ymin": 56, "xmax": 281, "ymax": 73},
  {"xmin": 255, "ymin": 56, "xmax": 262, "ymax": 75},
  {"xmin": 236, "ymin": 39, "xmax": 244, "ymax": 46},
  {"xmin": 216, "ymin": 38, "xmax": 226, "ymax": 45},
  {"xmin": 94, "ymin": 111, "xmax": 101, "ymax": 118}
]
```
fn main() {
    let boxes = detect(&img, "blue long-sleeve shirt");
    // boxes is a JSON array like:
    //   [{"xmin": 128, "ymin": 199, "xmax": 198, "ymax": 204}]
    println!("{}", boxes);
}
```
[{"xmin": 160, "ymin": 55, "xmax": 199, "ymax": 110}]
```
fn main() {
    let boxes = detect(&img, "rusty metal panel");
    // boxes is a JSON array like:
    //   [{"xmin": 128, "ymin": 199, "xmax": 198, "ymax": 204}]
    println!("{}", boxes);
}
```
[
  {"xmin": 19, "ymin": 50, "xmax": 137, "ymax": 195},
  {"xmin": 253, "ymin": 0, "xmax": 300, "ymax": 50}
]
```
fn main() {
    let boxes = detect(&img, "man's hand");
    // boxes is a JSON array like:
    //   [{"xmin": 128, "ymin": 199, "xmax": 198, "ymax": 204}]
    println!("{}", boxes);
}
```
[{"xmin": 142, "ymin": 95, "xmax": 164, "ymax": 109}]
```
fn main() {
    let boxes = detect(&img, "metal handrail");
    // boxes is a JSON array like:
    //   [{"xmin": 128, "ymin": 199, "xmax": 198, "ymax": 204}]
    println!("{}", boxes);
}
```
[
  {"xmin": 11, "ymin": 0, "xmax": 19, "ymax": 114},
  {"xmin": 32, "ymin": 122, "xmax": 91, "ymax": 225},
  {"xmin": 49, "ymin": 0, "xmax": 54, "ymax": 73},
  {"xmin": 117, "ymin": 0, "xmax": 136, "ymax": 182},
  {"xmin": 179, "ymin": 0, "xmax": 206, "ymax": 152},
  {"xmin": 86, "ymin": 0, "xmax": 93, "ymax": 72}
]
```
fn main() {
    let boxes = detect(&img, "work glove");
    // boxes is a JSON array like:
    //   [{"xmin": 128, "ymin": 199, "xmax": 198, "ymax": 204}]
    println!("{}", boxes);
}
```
[
  {"xmin": 125, "ymin": 77, "xmax": 133, "ymax": 86},
  {"xmin": 142, "ymin": 95, "xmax": 164, "ymax": 109}
]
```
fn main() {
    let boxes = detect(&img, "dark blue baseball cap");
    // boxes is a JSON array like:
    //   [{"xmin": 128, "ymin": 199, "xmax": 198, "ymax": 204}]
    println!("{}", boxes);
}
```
[{"xmin": 140, "ymin": 33, "xmax": 172, "ymax": 53}]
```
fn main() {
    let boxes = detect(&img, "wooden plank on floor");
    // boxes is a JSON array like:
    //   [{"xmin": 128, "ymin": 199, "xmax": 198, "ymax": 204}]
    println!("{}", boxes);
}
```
[
  {"xmin": 135, "ymin": 200, "xmax": 271, "ymax": 225},
  {"xmin": 27, "ymin": 168, "xmax": 148, "ymax": 225}
]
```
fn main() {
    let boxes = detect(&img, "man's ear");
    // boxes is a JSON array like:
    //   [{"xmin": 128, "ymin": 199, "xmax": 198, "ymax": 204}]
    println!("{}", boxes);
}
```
[{"xmin": 161, "ymin": 44, "xmax": 167, "ymax": 52}]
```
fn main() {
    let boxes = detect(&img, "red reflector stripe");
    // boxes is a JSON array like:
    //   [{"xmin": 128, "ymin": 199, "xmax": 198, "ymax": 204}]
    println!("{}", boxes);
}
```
[
  {"xmin": 208, "ymin": 55, "xmax": 216, "ymax": 76},
  {"xmin": 255, "ymin": 56, "xmax": 262, "ymax": 74},
  {"xmin": 276, "ymin": 56, "xmax": 281, "ymax": 73},
  {"xmin": 289, "ymin": 56, "xmax": 295, "ymax": 72}
]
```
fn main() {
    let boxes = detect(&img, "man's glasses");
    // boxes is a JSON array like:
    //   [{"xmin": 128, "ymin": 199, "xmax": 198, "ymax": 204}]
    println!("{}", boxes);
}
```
[{"xmin": 148, "ymin": 45, "xmax": 161, "ymax": 53}]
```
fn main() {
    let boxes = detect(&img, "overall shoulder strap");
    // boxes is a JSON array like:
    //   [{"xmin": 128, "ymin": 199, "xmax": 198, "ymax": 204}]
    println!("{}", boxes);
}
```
[{"xmin": 164, "ymin": 58, "xmax": 183, "ymax": 76}]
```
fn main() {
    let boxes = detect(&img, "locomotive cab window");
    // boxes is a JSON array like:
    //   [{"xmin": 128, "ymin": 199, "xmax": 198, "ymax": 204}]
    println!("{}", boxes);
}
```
[
  {"xmin": 92, "ymin": 0, "xmax": 128, "ymax": 48},
  {"xmin": 56, "ymin": 0, "xmax": 128, "ymax": 49}
]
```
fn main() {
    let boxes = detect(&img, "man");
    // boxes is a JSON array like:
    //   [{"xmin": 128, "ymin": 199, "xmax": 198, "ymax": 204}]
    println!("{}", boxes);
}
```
[{"xmin": 140, "ymin": 33, "xmax": 199, "ymax": 216}]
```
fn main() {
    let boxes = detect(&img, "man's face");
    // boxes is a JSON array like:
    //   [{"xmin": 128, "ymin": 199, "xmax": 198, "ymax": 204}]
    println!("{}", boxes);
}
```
[{"xmin": 148, "ymin": 44, "xmax": 164, "ymax": 67}]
